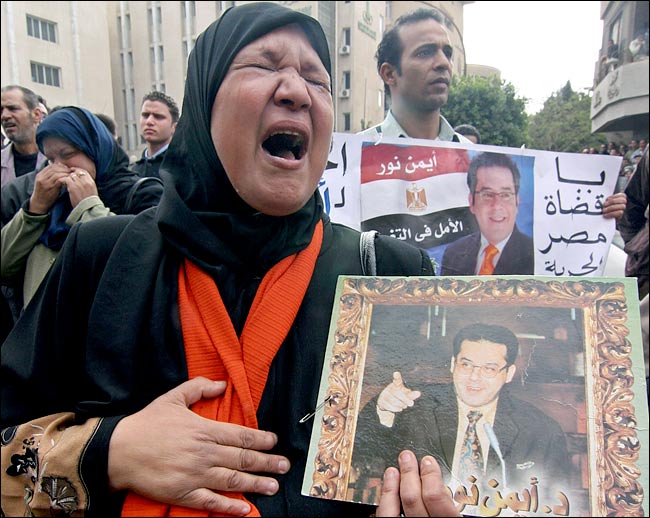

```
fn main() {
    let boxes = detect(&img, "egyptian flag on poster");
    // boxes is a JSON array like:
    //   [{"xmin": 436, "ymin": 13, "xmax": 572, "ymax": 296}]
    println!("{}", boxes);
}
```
[{"xmin": 360, "ymin": 142, "xmax": 477, "ymax": 254}]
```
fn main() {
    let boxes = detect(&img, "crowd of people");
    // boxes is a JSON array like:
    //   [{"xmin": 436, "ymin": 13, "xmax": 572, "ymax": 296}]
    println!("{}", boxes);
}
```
[
  {"xmin": 582, "ymin": 138, "xmax": 647, "ymax": 193},
  {"xmin": 598, "ymin": 30, "xmax": 649, "ymax": 81},
  {"xmin": 0, "ymin": 85, "xmax": 174, "ymax": 341},
  {"xmin": 1, "ymin": 3, "xmax": 648, "ymax": 517}
]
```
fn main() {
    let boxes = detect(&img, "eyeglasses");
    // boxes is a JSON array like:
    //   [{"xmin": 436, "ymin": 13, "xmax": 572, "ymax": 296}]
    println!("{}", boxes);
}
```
[
  {"xmin": 474, "ymin": 190, "xmax": 516, "ymax": 203},
  {"xmin": 456, "ymin": 359, "xmax": 508, "ymax": 378}
]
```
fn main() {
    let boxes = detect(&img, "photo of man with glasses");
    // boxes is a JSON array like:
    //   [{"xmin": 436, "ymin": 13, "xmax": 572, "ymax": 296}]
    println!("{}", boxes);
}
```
[
  {"xmin": 352, "ymin": 322, "xmax": 570, "ymax": 502},
  {"xmin": 440, "ymin": 152, "xmax": 534, "ymax": 275}
]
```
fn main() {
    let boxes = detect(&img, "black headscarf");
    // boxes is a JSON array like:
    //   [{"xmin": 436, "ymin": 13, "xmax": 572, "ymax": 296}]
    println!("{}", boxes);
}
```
[{"xmin": 156, "ymin": 2, "xmax": 332, "ymax": 275}]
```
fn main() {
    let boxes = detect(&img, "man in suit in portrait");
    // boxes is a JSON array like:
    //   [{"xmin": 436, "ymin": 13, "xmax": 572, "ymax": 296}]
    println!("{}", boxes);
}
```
[
  {"xmin": 440, "ymin": 152, "xmax": 534, "ymax": 275},
  {"xmin": 352, "ymin": 323, "xmax": 571, "ymax": 504}
]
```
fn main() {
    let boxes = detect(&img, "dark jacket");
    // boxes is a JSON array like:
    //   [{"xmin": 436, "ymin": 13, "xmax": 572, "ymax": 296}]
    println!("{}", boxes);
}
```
[
  {"xmin": 353, "ymin": 383, "xmax": 571, "ymax": 497},
  {"xmin": 440, "ymin": 225, "xmax": 534, "ymax": 276},
  {"xmin": 618, "ymin": 146, "xmax": 649, "ymax": 299},
  {"xmin": 2, "ymin": 210, "xmax": 433, "ymax": 516},
  {"xmin": 130, "ymin": 148, "xmax": 168, "ymax": 179}
]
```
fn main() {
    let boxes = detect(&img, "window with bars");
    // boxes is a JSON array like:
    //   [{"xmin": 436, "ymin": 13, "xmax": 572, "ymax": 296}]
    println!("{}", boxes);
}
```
[
  {"xmin": 26, "ymin": 15, "xmax": 57, "ymax": 43},
  {"xmin": 30, "ymin": 62, "xmax": 61, "ymax": 87}
]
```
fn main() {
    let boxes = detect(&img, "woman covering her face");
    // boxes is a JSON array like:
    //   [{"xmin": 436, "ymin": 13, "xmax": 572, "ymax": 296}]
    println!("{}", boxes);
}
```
[
  {"xmin": 2, "ymin": 4, "xmax": 456, "ymax": 517},
  {"xmin": 34, "ymin": 107, "xmax": 160, "ymax": 241},
  {"xmin": 0, "ymin": 106, "xmax": 162, "ymax": 313},
  {"xmin": 38, "ymin": 107, "xmax": 160, "ymax": 211}
]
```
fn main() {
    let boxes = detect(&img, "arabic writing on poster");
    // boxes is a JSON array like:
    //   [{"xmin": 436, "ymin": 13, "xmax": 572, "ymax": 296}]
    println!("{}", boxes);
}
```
[
  {"xmin": 318, "ymin": 133, "xmax": 360, "ymax": 231},
  {"xmin": 386, "ymin": 217, "xmax": 465, "ymax": 243},
  {"xmin": 359, "ymin": 142, "xmax": 471, "ymax": 183},
  {"xmin": 452, "ymin": 476, "xmax": 570, "ymax": 517},
  {"xmin": 536, "ymin": 154, "xmax": 616, "ymax": 276},
  {"xmin": 317, "ymin": 134, "xmax": 621, "ymax": 277}
]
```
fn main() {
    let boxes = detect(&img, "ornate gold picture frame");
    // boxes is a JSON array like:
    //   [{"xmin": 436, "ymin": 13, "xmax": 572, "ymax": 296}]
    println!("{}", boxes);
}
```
[{"xmin": 302, "ymin": 276, "xmax": 648, "ymax": 517}]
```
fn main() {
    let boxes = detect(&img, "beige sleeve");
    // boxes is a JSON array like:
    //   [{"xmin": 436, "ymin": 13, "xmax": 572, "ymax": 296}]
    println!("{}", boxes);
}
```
[{"xmin": 2, "ymin": 412, "xmax": 101, "ymax": 517}]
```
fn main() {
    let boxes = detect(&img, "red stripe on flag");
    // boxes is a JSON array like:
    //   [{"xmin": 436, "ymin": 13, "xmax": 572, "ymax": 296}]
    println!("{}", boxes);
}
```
[{"xmin": 361, "ymin": 143, "xmax": 470, "ymax": 184}]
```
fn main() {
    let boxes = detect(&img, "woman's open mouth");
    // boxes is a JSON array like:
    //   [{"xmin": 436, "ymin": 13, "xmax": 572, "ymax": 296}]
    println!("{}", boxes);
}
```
[{"xmin": 262, "ymin": 131, "xmax": 307, "ymax": 161}]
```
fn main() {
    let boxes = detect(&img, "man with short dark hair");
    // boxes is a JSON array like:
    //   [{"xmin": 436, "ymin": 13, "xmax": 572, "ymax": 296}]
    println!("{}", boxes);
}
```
[
  {"xmin": 1, "ymin": 85, "xmax": 47, "ymax": 188},
  {"xmin": 95, "ymin": 113, "xmax": 119, "ymax": 142},
  {"xmin": 360, "ymin": 9, "xmax": 470, "ymax": 143},
  {"xmin": 37, "ymin": 95, "xmax": 49, "ymax": 119},
  {"xmin": 131, "ymin": 91, "xmax": 179, "ymax": 179},
  {"xmin": 441, "ymin": 151, "xmax": 533, "ymax": 275},
  {"xmin": 454, "ymin": 124, "xmax": 481, "ymax": 144}
]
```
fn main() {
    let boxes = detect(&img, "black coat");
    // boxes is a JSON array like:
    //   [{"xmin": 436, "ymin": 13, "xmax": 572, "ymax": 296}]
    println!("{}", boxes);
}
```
[
  {"xmin": 2, "ymin": 210, "xmax": 433, "ymax": 516},
  {"xmin": 440, "ymin": 225, "xmax": 534, "ymax": 276},
  {"xmin": 353, "ymin": 383, "xmax": 571, "ymax": 498},
  {"xmin": 130, "ymin": 149, "xmax": 168, "ymax": 179}
]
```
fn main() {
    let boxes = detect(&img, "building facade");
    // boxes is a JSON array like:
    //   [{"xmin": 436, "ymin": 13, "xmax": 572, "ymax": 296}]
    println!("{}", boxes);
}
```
[
  {"xmin": 2, "ymin": 1, "xmax": 473, "ymax": 158},
  {"xmin": 590, "ymin": 0, "xmax": 649, "ymax": 143},
  {"xmin": 1, "ymin": 1, "xmax": 115, "ymax": 117},
  {"xmin": 106, "ymin": 0, "xmax": 472, "ymax": 157}
]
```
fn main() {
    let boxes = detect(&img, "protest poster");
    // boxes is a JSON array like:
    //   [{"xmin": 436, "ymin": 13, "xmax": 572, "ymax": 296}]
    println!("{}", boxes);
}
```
[
  {"xmin": 318, "ymin": 134, "xmax": 623, "ymax": 276},
  {"xmin": 301, "ymin": 275, "xmax": 649, "ymax": 517}
]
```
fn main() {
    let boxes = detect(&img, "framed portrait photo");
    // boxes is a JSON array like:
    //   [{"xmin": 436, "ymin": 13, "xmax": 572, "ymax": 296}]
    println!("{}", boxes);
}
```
[{"xmin": 302, "ymin": 275, "xmax": 648, "ymax": 517}]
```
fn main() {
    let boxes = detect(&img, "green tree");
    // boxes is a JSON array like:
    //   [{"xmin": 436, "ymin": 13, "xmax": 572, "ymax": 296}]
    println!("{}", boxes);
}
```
[
  {"xmin": 444, "ymin": 75, "xmax": 528, "ymax": 147},
  {"xmin": 528, "ymin": 81, "xmax": 607, "ymax": 152}
]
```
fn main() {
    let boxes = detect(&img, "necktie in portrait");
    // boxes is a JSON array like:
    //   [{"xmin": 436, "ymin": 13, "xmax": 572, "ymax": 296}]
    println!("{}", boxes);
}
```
[
  {"xmin": 479, "ymin": 244, "xmax": 498, "ymax": 275},
  {"xmin": 459, "ymin": 410, "xmax": 484, "ymax": 481}
]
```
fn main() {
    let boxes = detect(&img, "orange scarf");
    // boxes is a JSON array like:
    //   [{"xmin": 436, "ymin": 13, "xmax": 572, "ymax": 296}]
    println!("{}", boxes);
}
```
[{"xmin": 121, "ymin": 220, "xmax": 323, "ymax": 517}]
